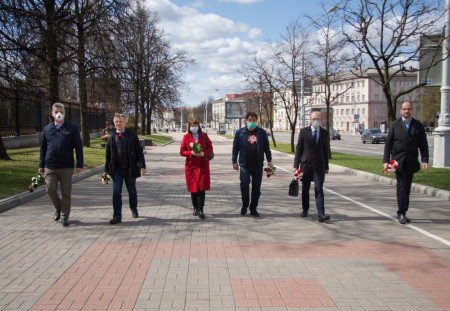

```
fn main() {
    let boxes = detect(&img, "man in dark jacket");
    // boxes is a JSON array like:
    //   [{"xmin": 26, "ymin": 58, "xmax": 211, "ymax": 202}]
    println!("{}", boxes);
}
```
[
  {"xmin": 383, "ymin": 101, "xmax": 428, "ymax": 224},
  {"xmin": 293, "ymin": 111, "xmax": 330, "ymax": 222},
  {"xmin": 232, "ymin": 112, "xmax": 273, "ymax": 217},
  {"xmin": 39, "ymin": 102, "xmax": 83, "ymax": 226},
  {"xmin": 105, "ymin": 113, "xmax": 146, "ymax": 224}
]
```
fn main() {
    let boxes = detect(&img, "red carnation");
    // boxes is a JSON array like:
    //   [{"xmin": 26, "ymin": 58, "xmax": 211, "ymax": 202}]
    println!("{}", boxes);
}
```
[{"xmin": 267, "ymin": 174, "xmax": 270, "ymax": 177}]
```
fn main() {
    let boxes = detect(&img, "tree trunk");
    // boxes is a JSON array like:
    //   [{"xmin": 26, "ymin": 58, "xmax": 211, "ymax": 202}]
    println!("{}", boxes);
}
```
[
  {"xmin": 76, "ymin": 1, "xmax": 90, "ymax": 147},
  {"xmin": 46, "ymin": 1, "xmax": 60, "ymax": 122},
  {"xmin": 0, "ymin": 136, "xmax": 11, "ymax": 160}
]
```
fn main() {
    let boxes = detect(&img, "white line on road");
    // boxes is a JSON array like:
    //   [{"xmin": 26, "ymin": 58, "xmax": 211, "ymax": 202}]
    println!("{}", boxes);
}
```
[{"xmin": 275, "ymin": 165, "xmax": 450, "ymax": 247}]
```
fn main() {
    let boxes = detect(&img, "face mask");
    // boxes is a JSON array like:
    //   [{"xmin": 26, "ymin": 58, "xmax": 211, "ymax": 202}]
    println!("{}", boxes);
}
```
[
  {"xmin": 55, "ymin": 112, "xmax": 64, "ymax": 122},
  {"xmin": 190, "ymin": 126, "xmax": 198, "ymax": 133},
  {"xmin": 247, "ymin": 122, "xmax": 257, "ymax": 130},
  {"xmin": 311, "ymin": 121, "xmax": 320, "ymax": 129}
]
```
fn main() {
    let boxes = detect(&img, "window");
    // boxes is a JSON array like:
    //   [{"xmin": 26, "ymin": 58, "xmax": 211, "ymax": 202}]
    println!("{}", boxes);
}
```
[
  {"xmin": 362, "ymin": 95, "xmax": 365, "ymax": 101},
  {"xmin": 357, "ymin": 95, "xmax": 360, "ymax": 102},
  {"xmin": 408, "ymin": 80, "xmax": 412, "ymax": 87},
  {"xmin": 357, "ymin": 108, "xmax": 360, "ymax": 114},
  {"xmin": 352, "ymin": 96, "xmax": 355, "ymax": 102},
  {"xmin": 352, "ymin": 109, "xmax": 354, "ymax": 114},
  {"xmin": 346, "ymin": 96, "xmax": 350, "ymax": 102},
  {"xmin": 346, "ymin": 109, "xmax": 350, "ymax": 115},
  {"xmin": 341, "ymin": 109, "xmax": 344, "ymax": 115},
  {"xmin": 374, "ymin": 108, "xmax": 378, "ymax": 116},
  {"xmin": 361, "ymin": 81, "xmax": 365, "ymax": 88},
  {"xmin": 336, "ymin": 109, "xmax": 339, "ymax": 116},
  {"xmin": 374, "ymin": 94, "xmax": 379, "ymax": 101},
  {"xmin": 382, "ymin": 107, "xmax": 386, "ymax": 115},
  {"xmin": 362, "ymin": 108, "xmax": 365, "ymax": 115}
]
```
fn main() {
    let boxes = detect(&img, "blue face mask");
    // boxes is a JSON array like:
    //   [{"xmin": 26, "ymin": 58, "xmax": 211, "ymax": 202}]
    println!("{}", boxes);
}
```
[{"xmin": 247, "ymin": 122, "xmax": 257, "ymax": 130}]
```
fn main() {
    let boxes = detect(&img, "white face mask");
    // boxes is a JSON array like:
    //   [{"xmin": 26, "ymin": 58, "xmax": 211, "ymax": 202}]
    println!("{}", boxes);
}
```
[
  {"xmin": 311, "ymin": 121, "xmax": 320, "ymax": 129},
  {"xmin": 190, "ymin": 126, "xmax": 198, "ymax": 133},
  {"xmin": 55, "ymin": 112, "xmax": 65, "ymax": 122}
]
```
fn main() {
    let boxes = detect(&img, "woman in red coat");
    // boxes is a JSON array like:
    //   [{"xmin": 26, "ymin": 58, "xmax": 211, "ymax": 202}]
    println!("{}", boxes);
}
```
[{"xmin": 180, "ymin": 119, "xmax": 213, "ymax": 219}]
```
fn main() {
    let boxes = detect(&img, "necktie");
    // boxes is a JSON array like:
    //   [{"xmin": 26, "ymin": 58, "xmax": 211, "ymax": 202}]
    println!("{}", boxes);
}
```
[
  {"xmin": 313, "ymin": 130, "xmax": 317, "ymax": 144},
  {"xmin": 118, "ymin": 132, "xmax": 122, "ymax": 138}
]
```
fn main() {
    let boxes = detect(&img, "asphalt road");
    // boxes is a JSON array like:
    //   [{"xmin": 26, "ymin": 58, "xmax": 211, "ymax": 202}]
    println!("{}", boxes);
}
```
[{"xmin": 272, "ymin": 130, "xmax": 435, "ymax": 164}]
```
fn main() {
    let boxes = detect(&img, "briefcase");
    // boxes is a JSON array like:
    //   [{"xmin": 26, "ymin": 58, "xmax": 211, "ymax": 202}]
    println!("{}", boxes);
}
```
[{"xmin": 288, "ymin": 178, "xmax": 299, "ymax": 197}]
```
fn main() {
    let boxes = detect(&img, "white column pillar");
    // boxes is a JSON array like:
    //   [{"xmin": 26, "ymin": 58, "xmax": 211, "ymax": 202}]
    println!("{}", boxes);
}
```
[{"xmin": 433, "ymin": 0, "xmax": 450, "ymax": 168}]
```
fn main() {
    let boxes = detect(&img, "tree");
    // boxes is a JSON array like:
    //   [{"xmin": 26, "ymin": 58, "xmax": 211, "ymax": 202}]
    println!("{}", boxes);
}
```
[
  {"xmin": 309, "ymin": 4, "xmax": 353, "ymax": 158},
  {"xmin": 419, "ymin": 86, "xmax": 440, "ymax": 125},
  {"xmin": 342, "ymin": 0, "xmax": 445, "ymax": 125}
]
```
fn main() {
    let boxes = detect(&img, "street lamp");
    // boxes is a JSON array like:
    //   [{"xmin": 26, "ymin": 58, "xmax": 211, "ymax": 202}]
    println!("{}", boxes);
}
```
[{"xmin": 299, "ymin": 5, "xmax": 338, "ymax": 129}]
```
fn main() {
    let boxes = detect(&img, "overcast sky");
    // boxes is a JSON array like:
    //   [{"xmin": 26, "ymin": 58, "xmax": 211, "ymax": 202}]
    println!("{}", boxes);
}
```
[{"xmin": 145, "ymin": 0, "xmax": 327, "ymax": 107}]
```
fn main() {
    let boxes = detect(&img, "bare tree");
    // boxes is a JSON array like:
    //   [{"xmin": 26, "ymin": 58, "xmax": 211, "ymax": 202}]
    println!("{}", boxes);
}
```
[
  {"xmin": 419, "ymin": 86, "xmax": 440, "ymax": 126},
  {"xmin": 342, "ymin": 0, "xmax": 445, "ymax": 125}
]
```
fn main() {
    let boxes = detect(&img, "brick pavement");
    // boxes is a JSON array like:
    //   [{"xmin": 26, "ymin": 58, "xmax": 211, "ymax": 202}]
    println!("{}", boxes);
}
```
[{"xmin": 1, "ymin": 133, "xmax": 449, "ymax": 311}]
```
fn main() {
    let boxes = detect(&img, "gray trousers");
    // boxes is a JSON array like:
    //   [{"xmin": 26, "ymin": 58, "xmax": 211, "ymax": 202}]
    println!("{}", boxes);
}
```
[{"xmin": 44, "ymin": 168, "xmax": 73, "ymax": 218}]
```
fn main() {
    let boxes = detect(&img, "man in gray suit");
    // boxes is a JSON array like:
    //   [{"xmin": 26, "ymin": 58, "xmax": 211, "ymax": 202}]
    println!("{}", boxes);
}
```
[
  {"xmin": 293, "ymin": 111, "xmax": 330, "ymax": 222},
  {"xmin": 383, "ymin": 101, "xmax": 428, "ymax": 224}
]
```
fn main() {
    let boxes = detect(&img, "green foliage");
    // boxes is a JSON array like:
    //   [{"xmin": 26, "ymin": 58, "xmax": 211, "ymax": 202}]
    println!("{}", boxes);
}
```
[{"xmin": 419, "ymin": 86, "xmax": 440, "ymax": 124}]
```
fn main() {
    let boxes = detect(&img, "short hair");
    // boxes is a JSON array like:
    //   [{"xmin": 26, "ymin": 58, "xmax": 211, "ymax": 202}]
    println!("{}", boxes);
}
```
[
  {"xmin": 105, "ymin": 121, "xmax": 113, "ymax": 126},
  {"xmin": 113, "ymin": 113, "xmax": 126, "ymax": 122},
  {"xmin": 246, "ymin": 112, "xmax": 258, "ymax": 120},
  {"xmin": 52, "ymin": 102, "xmax": 65, "ymax": 111},
  {"xmin": 187, "ymin": 119, "xmax": 203, "ymax": 135},
  {"xmin": 401, "ymin": 101, "xmax": 413, "ymax": 109}
]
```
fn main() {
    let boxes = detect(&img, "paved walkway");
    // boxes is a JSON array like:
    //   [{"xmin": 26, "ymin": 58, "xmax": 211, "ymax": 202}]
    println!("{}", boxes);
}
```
[{"xmin": 1, "ymin": 133, "xmax": 450, "ymax": 311}]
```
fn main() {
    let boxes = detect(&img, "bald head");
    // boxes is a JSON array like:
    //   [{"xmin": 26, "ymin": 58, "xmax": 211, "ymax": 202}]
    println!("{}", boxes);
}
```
[{"xmin": 400, "ymin": 101, "xmax": 413, "ymax": 121}]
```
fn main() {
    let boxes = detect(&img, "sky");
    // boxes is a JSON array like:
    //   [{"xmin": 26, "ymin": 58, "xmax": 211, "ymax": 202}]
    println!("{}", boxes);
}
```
[{"xmin": 145, "ymin": 0, "xmax": 329, "ymax": 107}]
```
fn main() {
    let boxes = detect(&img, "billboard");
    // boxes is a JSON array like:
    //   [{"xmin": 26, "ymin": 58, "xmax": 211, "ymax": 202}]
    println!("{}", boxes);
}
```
[
  {"xmin": 225, "ymin": 101, "xmax": 246, "ymax": 119},
  {"xmin": 418, "ymin": 34, "xmax": 442, "ymax": 87}
]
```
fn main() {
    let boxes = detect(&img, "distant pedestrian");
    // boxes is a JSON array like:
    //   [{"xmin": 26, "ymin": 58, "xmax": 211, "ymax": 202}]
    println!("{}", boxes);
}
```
[
  {"xmin": 232, "ymin": 112, "xmax": 273, "ymax": 217},
  {"xmin": 293, "ymin": 111, "xmax": 330, "ymax": 222},
  {"xmin": 104, "ymin": 113, "xmax": 146, "ymax": 224},
  {"xmin": 383, "ymin": 101, "xmax": 428, "ymax": 224},
  {"xmin": 101, "ymin": 121, "xmax": 114, "ymax": 144},
  {"xmin": 39, "ymin": 102, "xmax": 83, "ymax": 226},
  {"xmin": 180, "ymin": 119, "xmax": 213, "ymax": 219}
]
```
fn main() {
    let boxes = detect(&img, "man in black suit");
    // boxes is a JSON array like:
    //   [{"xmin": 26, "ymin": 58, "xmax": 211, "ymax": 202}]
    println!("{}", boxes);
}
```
[
  {"xmin": 293, "ymin": 111, "xmax": 330, "ymax": 222},
  {"xmin": 383, "ymin": 101, "xmax": 429, "ymax": 224}
]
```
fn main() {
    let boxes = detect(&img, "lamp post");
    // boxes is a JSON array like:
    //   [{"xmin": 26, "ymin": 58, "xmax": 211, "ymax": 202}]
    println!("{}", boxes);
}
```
[
  {"xmin": 433, "ymin": 0, "xmax": 450, "ymax": 167},
  {"xmin": 299, "ymin": 5, "xmax": 338, "ymax": 129}
]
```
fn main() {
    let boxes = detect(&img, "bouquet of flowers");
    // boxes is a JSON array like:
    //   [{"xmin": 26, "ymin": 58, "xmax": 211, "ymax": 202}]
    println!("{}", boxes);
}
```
[
  {"xmin": 190, "ymin": 142, "xmax": 203, "ymax": 154},
  {"xmin": 293, "ymin": 169, "xmax": 302, "ymax": 180},
  {"xmin": 264, "ymin": 166, "xmax": 276, "ymax": 177},
  {"xmin": 102, "ymin": 172, "xmax": 111, "ymax": 184},
  {"xmin": 383, "ymin": 160, "xmax": 398, "ymax": 176},
  {"xmin": 28, "ymin": 173, "xmax": 44, "ymax": 192}
]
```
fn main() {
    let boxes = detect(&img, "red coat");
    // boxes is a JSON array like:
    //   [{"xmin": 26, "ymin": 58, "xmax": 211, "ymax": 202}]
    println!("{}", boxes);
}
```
[{"xmin": 180, "ymin": 133, "xmax": 213, "ymax": 193}]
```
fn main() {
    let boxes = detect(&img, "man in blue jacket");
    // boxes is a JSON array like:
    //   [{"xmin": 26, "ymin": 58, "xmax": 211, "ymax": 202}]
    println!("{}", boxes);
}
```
[
  {"xmin": 232, "ymin": 112, "xmax": 273, "ymax": 217},
  {"xmin": 39, "ymin": 103, "xmax": 83, "ymax": 226}
]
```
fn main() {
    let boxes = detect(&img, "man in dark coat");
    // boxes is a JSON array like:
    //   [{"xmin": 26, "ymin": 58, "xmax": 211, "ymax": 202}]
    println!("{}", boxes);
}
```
[
  {"xmin": 293, "ymin": 111, "xmax": 330, "ymax": 222},
  {"xmin": 39, "ymin": 102, "xmax": 83, "ymax": 226},
  {"xmin": 383, "ymin": 101, "xmax": 429, "ymax": 224},
  {"xmin": 104, "ymin": 113, "xmax": 146, "ymax": 224}
]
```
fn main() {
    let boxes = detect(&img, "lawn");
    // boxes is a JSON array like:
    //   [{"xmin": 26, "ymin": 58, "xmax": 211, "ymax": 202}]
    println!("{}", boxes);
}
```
[
  {"xmin": 269, "ymin": 141, "xmax": 450, "ymax": 191},
  {"xmin": 0, "ymin": 134, "xmax": 172, "ymax": 200}
]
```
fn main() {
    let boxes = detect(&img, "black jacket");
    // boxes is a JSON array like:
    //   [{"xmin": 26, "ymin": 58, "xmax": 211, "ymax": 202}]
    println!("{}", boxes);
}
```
[
  {"xmin": 232, "ymin": 126, "xmax": 272, "ymax": 167},
  {"xmin": 293, "ymin": 126, "xmax": 329, "ymax": 183},
  {"xmin": 104, "ymin": 129, "xmax": 146, "ymax": 179},
  {"xmin": 383, "ymin": 118, "xmax": 428, "ymax": 174},
  {"xmin": 39, "ymin": 121, "xmax": 83, "ymax": 169}
]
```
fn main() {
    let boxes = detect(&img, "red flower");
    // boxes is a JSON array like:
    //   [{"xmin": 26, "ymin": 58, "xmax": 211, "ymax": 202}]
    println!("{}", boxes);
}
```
[{"xmin": 267, "ymin": 174, "xmax": 270, "ymax": 177}]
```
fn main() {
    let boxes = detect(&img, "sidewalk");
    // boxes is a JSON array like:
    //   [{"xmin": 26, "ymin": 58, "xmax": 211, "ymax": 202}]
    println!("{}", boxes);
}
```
[{"xmin": 1, "ymin": 133, "xmax": 449, "ymax": 311}]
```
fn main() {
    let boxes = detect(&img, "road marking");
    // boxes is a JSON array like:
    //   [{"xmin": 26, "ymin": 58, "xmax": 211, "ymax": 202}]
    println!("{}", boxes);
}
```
[{"xmin": 275, "ymin": 165, "xmax": 450, "ymax": 247}]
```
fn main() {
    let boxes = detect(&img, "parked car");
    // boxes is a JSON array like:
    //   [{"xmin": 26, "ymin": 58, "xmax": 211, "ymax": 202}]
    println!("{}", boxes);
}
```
[
  {"xmin": 361, "ymin": 128, "xmax": 387, "ymax": 144},
  {"xmin": 331, "ymin": 129, "xmax": 341, "ymax": 140}
]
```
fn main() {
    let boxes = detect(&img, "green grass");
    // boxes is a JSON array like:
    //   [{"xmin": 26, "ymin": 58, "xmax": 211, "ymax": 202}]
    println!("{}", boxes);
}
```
[
  {"xmin": 269, "ymin": 141, "xmax": 450, "ymax": 191},
  {"xmin": 0, "ymin": 134, "xmax": 173, "ymax": 200}
]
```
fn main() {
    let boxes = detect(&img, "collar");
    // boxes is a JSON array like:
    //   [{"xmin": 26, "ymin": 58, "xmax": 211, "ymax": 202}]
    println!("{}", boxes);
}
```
[
  {"xmin": 402, "ymin": 116, "xmax": 413, "ymax": 124},
  {"xmin": 54, "ymin": 121, "xmax": 65, "ymax": 129},
  {"xmin": 116, "ymin": 128, "xmax": 126, "ymax": 134}
]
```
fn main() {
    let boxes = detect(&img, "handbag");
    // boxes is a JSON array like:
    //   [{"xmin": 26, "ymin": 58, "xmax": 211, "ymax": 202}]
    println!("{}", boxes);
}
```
[
  {"xmin": 202, "ymin": 134, "xmax": 214, "ymax": 160},
  {"xmin": 288, "ymin": 178, "xmax": 299, "ymax": 197}
]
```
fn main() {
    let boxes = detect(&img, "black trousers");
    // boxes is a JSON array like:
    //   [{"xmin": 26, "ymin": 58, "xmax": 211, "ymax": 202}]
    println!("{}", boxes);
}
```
[
  {"xmin": 396, "ymin": 170, "xmax": 414, "ymax": 215},
  {"xmin": 191, "ymin": 187, "xmax": 205, "ymax": 211}
]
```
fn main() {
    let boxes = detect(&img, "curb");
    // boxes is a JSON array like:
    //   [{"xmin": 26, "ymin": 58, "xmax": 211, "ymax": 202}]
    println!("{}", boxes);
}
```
[
  {"xmin": 0, "ymin": 165, "xmax": 104, "ymax": 213},
  {"xmin": 271, "ymin": 149, "xmax": 450, "ymax": 201}
]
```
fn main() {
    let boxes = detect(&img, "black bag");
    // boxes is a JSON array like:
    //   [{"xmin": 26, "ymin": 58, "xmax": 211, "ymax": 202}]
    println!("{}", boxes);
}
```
[
  {"xmin": 289, "ymin": 178, "xmax": 299, "ymax": 197},
  {"xmin": 202, "ymin": 134, "xmax": 214, "ymax": 160}
]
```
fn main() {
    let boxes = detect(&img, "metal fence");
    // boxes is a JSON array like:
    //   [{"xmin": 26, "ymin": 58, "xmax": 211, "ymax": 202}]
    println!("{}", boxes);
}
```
[{"xmin": 0, "ymin": 87, "xmax": 107, "ymax": 137}]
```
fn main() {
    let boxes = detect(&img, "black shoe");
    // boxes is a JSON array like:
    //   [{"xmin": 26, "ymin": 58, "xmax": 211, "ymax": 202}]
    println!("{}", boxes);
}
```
[
  {"xmin": 318, "ymin": 215, "xmax": 330, "ymax": 222},
  {"xmin": 240, "ymin": 207, "xmax": 247, "ymax": 216},
  {"xmin": 131, "ymin": 210, "xmax": 139, "ymax": 218},
  {"xmin": 397, "ymin": 214, "xmax": 410, "ymax": 224},
  {"xmin": 54, "ymin": 210, "xmax": 61, "ymax": 221},
  {"xmin": 300, "ymin": 210, "xmax": 308, "ymax": 217},
  {"xmin": 61, "ymin": 217, "xmax": 69, "ymax": 226},
  {"xmin": 109, "ymin": 218, "xmax": 122, "ymax": 224},
  {"xmin": 250, "ymin": 211, "xmax": 260, "ymax": 217},
  {"xmin": 193, "ymin": 209, "xmax": 199, "ymax": 216},
  {"xmin": 198, "ymin": 210, "xmax": 205, "ymax": 219}
]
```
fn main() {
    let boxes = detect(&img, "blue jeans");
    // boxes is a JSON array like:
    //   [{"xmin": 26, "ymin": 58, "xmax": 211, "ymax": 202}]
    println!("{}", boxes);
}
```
[
  {"xmin": 112, "ymin": 167, "xmax": 137, "ymax": 220},
  {"xmin": 301, "ymin": 172, "xmax": 325, "ymax": 216},
  {"xmin": 239, "ymin": 166, "xmax": 263, "ymax": 212}
]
